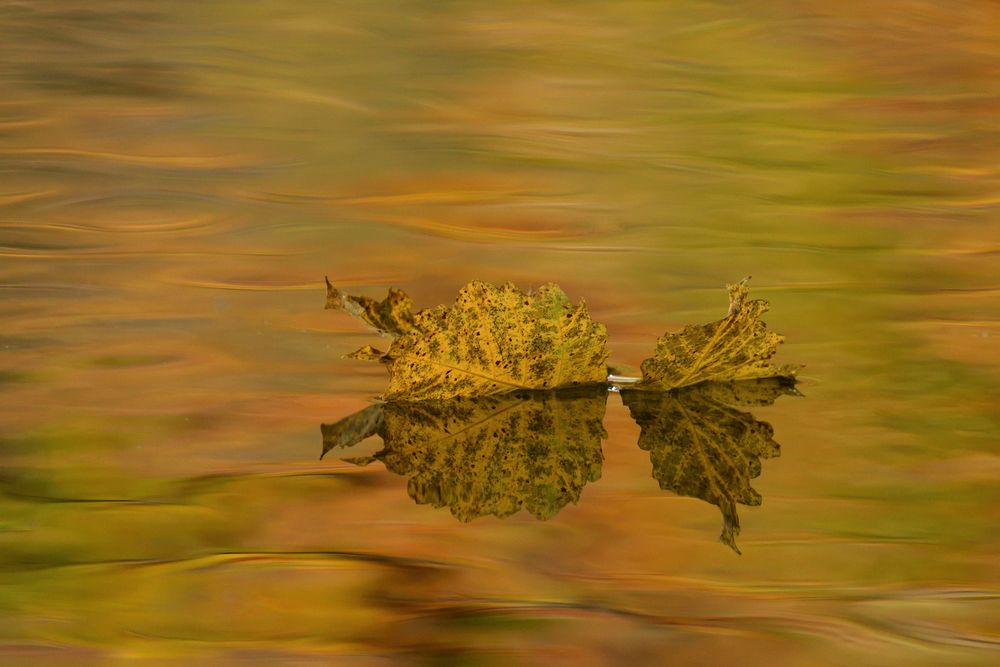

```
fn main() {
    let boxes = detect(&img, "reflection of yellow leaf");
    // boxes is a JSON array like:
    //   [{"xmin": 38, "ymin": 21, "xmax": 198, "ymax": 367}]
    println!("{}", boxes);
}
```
[
  {"xmin": 325, "ymin": 276, "xmax": 417, "ymax": 337},
  {"xmin": 638, "ymin": 278, "xmax": 799, "ymax": 390},
  {"xmin": 384, "ymin": 281, "xmax": 608, "ymax": 400},
  {"xmin": 321, "ymin": 388, "xmax": 607, "ymax": 521},
  {"xmin": 622, "ymin": 378, "xmax": 795, "ymax": 553}
]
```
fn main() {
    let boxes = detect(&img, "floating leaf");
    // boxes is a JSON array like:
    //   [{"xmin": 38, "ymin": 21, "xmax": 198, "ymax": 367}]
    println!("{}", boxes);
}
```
[
  {"xmin": 382, "ymin": 281, "xmax": 608, "ymax": 400},
  {"xmin": 325, "ymin": 277, "xmax": 801, "ymax": 402},
  {"xmin": 637, "ymin": 278, "xmax": 799, "ymax": 390},
  {"xmin": 325, "ymin": 276, "xmax": 417, "ymax": 337},
  {"xmin": 621, "ymin": 378, "xmax": 793, "ymax": 553},
  {"xmin": 321, "ymin": 387, "xmax": 607, "ymax": 521}
]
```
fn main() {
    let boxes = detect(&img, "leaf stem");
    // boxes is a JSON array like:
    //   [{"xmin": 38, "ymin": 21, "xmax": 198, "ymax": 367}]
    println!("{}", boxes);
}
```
[{"xmin": 607, "ymin": 374, "xmax": 642, "ymax": 384}]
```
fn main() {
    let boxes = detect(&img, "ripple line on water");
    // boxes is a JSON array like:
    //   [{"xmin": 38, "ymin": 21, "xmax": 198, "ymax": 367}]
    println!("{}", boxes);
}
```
[
  {"xmin": 7, "ymin": 550, "xmax": 454, "ymax": 574},
  {"xmin": 889, "ymin": 622, "xmax": 1000, "ymax": 650},
  {"xmin": 0, "ymin": 148, "xmax": 256, "ymax": 170},
  {"xmin": 0, "ymin": 190, "xmax": 61, "ymax": 206},
  {"xmin": 0, "ymin": 248, "xmax": 294, "ymax": 259},
  {"xmin": 396, "ymin": 595, "xmax": 961, "ymax": 654},
  {"xmin": 0, "ymin": 214, "xmax": 224, "ymax": 235},
  {"xmin": 167, "ymin": 278, "xmax": 325, "ymax": 292}
]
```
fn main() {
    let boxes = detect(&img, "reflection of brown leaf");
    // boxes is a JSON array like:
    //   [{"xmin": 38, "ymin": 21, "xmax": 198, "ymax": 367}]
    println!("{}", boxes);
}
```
[
  {"xmin": 320, "ymin": 403, "xmax": 384, "ymax": 459},
  {"xmin": 321, "ymin": 388, "xmax": 607, "ymax": 521},
  {"xmin": 638, "ymin": 278, "xmax": 799, "ymax": 390},
  {"xmin": 668, "ymin": 376, "xmax": 803, "ymax": 408},
  {"xmin": 622, "ymin": 379, "xmax": 795, "ymax": 553},
  {"xmin": 383, "ymin": 281, "xmax": 608, "ymax": 400},
  {"xmin": 325, "ymin": 276, "xmax": 417, "ymax": 337}
]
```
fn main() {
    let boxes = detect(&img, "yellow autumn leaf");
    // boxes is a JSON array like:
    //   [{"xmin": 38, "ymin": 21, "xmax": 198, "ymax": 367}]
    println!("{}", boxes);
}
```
[
  {"xmin": 621, "ymin": 377, "xmax": 796, "ymax": 553},
  {"xmin": 325, "ymin": 276, "xmax": 417, "ymax": 337},
  {"xmin": 637, "ymin": 278, "xmax": 800, "ymax": 390},
  {"xmin": 321, "ymin": 387, "xmax": 607, "ymax": 521},
  {"xmin": 325, "ymin": 277, "xmax": 801, "ymax": 399},
  {"xmin": 382, "ymin": 281, "xmax": 608, "ymax": 400}
]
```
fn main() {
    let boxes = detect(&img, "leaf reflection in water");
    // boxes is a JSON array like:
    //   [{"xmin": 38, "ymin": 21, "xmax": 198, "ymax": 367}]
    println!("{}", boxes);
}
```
[
  {"xmin": 321, "ymin": 387, "xmax": 607, "ymax": 521},
  {"xmin": 320, "ymin": 378, "xmax": 798, "ymax": 550},
  {"xmin": 621, "ymin": 377, "xmax": 800, "ymax": 553}
]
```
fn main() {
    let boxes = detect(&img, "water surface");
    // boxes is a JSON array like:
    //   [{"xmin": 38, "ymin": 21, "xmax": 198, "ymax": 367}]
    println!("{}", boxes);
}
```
[{"xmin": 1, "ymin": 2, "xmax": 998, "ymax": 664}]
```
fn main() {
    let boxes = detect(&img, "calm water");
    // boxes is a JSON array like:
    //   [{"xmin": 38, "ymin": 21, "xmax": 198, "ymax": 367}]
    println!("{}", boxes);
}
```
[{"xmin": 1, "ymin": 1, "xmax": 998, "ymax": 664}]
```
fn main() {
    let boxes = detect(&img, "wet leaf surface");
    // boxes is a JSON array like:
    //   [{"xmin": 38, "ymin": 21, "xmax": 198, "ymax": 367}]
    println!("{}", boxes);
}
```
[
  {"xmin": 321, "ymin": 387, "xmax": 607, "ymax": 521},
  {"xmin": 621, "ymin": 378, "xmax": 797, "ymax": 553}
]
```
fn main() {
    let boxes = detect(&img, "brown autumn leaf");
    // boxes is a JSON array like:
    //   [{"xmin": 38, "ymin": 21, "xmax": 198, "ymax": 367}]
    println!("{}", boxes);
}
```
[
  {"xmin": 325, "ymin": 276, "xmax": 417, "ymax": 337},
  {"xmin": 321, "ymin": 387, "xmax": 607, "ymax": 521},
  {"xmin": 382, "ymin": 281, "xmax": 608, "ymax": 400},
  {"xmin": 637, "ymin": 278, "xmax": 800, "ymax": 390},
  {"xmin": 621, "ymin": 377, "xmax": 796, "ymax": 553}
]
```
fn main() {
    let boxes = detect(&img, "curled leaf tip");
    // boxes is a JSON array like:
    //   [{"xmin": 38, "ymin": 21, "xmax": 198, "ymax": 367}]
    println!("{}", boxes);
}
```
[
  {"xmin": 324, "ymin": 276, "xmax": 343, "ymax": 310},
  {"xmin": 323, "ymin": 279, "xmax": 418, "ymax": 337},
  {"xmin": 726, "ymin": 277, "xmax": 754, "ymax": 316},
  {"xmin": 347, "ymin": 345, "xmax": 387, "ymax": 362}
]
